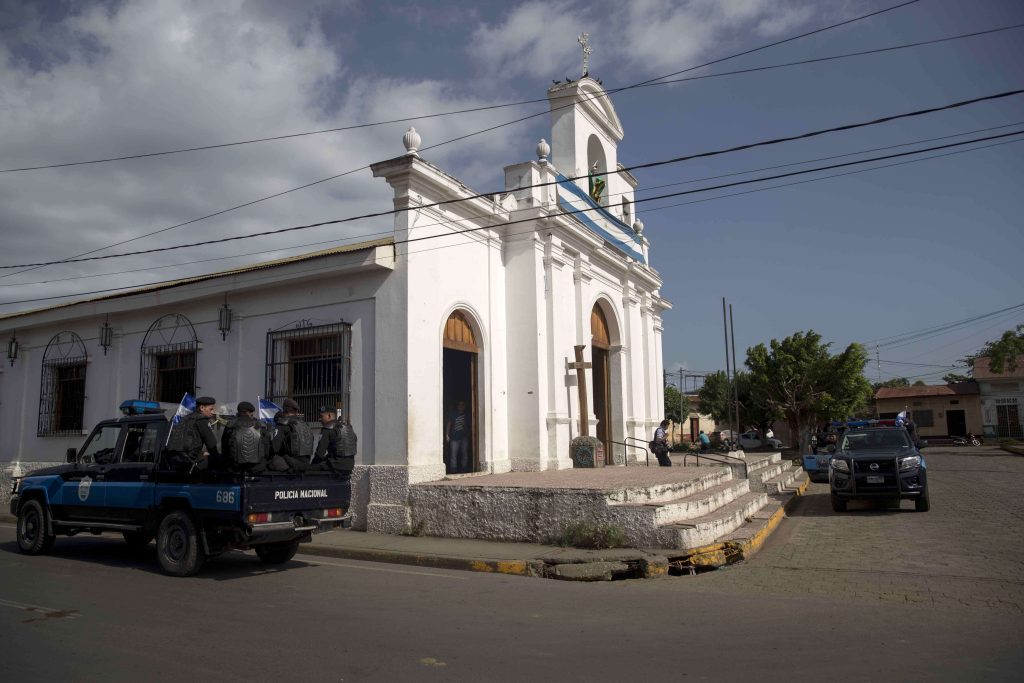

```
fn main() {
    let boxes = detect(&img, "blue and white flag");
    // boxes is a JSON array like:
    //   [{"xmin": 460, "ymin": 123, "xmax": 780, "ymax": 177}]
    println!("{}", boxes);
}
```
[
  {"xmin": 258, "ymin": 397, "xmax": 280, "ymax": 425},
  {"xmin": 173, "ymin": 393, "xmax": 196, "ymax": 426},
  {"xmin": 895, "ymin": 410, "xmax": 907, "ymax": 426}
]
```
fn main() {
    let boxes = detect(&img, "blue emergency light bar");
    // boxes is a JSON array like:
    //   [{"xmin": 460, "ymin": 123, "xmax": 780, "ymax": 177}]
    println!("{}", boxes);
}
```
[{"xmin": 120, "ymin": 399, "xmax": 165, "ymax": 416}]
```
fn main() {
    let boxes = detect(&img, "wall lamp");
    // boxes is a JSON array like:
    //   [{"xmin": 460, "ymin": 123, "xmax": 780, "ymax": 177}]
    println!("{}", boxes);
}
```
[
  {"xmin": 6, "ymin": 331, "xmax": 18, "ymax": 366},
  {"xmin": 218, "ymin": 297, "xmax": 232, "ymax": 341},
  {"xmin": 99, "ymin": 317, "xmax": 114, "ymax": 355}
]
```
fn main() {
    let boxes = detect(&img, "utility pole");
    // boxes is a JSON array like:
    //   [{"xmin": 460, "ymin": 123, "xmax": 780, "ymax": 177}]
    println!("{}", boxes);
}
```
[
  {"xmin": 729, "ymin": 303, "xmax": 740, "ymax": 440},
  {"xmin": 722, "ymin": 298, "xmax": 733, "ymax": 444}
]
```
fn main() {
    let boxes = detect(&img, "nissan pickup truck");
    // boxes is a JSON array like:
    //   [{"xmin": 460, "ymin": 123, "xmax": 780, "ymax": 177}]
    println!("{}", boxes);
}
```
[
  {"xmin": 829, "ymin": 425, "xmax": 929, "ymax": 513},
  {"xmin": 11, "ymin": 400, "xmax": 350, "ymax": 576}
]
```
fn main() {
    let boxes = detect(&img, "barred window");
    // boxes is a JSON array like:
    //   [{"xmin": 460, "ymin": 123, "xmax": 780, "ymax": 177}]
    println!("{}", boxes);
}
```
[
  {"xmin": 139, "ymin": 314, "xmax": 198, "ymax": 402},
  {"xmin": 266, "ymin": 321, "xmax": 351, "ymax": 421},
  {"xmin": 38, "ymin": 331, "xmax": 88, "ymax": 437}
]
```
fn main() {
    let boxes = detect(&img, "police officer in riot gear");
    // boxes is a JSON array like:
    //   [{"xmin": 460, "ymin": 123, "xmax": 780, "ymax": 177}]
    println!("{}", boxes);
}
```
[
  {"xmin": 221, "ymin": 401, "xmax": 270, "ymax": 473},
  {"xmin": 270, "ymin": 398, "xmax": 312, "ymax": 472},
  {"xmin": 168, "ymin": 396, "xmax": 222, "ymax": 472},
  {"xmin": 312, "ymin": 405, "xmax": 357, "ymax": 475}
]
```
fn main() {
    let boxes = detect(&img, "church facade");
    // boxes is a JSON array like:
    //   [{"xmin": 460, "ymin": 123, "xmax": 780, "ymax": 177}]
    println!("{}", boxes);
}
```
[{"xmin": 0, "ymin": 78, "xmax": 671, "ymax": 533}]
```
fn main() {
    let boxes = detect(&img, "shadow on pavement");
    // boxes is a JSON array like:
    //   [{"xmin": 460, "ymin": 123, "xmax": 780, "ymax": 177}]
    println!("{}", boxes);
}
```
[
  {"xmin": 787, "ymin": 491, "xmax": 916, "ymax": 517},
  {"xmin": 1, "ymin": 537, "xmax": 319, "ymax": 581}
]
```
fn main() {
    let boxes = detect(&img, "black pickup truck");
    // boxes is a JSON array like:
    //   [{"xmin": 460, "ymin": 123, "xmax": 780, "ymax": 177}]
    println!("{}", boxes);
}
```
[
  {"xmin": 829, "ymin": 426, "xmax": 929, "ymax": 512},
  {"xmin": 11, "ymin": 402, "xmax": 350, "ymax": 576}
]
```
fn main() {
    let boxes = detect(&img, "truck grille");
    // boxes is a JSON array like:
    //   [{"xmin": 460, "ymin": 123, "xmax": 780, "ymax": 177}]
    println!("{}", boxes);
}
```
[{"xmin": 854, "ymin": 459, "xmax": 895, "ymax": 473}]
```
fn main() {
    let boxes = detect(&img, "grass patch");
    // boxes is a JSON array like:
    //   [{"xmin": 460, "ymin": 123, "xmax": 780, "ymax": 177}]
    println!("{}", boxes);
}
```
[{"xmin": 550, "ymin": 520, "xmax": 630, "ymax": 549}]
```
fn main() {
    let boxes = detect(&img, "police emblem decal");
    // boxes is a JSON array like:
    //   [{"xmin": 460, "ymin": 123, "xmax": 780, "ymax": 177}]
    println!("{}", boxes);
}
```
[{"xmin": 78, "ymin": 476, "xmax": 92, "ymax": 502}]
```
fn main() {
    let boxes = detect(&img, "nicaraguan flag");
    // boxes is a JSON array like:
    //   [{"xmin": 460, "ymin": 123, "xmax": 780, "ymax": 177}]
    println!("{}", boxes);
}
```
[
  {"xmin": 173, "ymin": 393, "xmax": 196, "ymax": 426},
  {"xmin": 258, "ymin": 397, "xmax": 280, "ymax": 425},
  {"xmin": 895, "ymin": 410, "xmax": 907, "ymax": 426}
]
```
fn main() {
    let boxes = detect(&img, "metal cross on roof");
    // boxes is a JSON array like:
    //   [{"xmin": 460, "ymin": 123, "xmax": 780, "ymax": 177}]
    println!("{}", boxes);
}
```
[{"xmin": 577, "ymin": 32, "xmax": 592, "ymax": 77}]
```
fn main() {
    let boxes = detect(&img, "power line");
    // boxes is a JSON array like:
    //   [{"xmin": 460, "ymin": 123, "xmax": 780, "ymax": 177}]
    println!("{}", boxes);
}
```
[
  {"xmin": 862, "ymin": 302, "xmax": 1024, "ymax": 345},
  {"xmin": 3, "ymin": 129, "xmax": 1021, "ymax": 305},
  {"xmin": 7, "ymin": 121, "xmax": 1020, "ymax": 290},
  {"xmin": 0, "ymin": 0, "xmax": 925, "ymax": 282},
  {"xmin": 11, "ymin": 12, "xmax": 1016, "ymax": 177},
  {"xmin": 3, "ymin": 91, "xmax": 1020, "ymax": 272},
  {"xmin": 875, "ymin": 302, "xmax": 1024, "ymax": 349}
]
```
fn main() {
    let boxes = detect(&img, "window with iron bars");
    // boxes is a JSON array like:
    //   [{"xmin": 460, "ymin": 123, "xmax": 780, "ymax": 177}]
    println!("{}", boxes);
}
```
[
  {"xmin": 265, "ymin": 322, "xmax": 351, "ymax": 422},
  {"xmin": 38, "ymin": 360, "xmax": 87, "ymax": 436}
]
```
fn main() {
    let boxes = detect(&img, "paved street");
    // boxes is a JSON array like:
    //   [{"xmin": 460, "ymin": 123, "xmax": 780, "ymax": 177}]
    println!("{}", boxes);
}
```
[{"xmin": 2, "ymin": 447, "xmax": 1022, "ymax": 681}]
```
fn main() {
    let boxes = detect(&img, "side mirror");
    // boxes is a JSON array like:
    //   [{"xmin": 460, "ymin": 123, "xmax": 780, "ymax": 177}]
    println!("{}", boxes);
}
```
[
  {"xmin": 918, "ymin": 440, "xmax": 928, "ymax": 449},
  {"xmin": 66, "ymin": 447, "xmax": 77, "ymax": 463}
]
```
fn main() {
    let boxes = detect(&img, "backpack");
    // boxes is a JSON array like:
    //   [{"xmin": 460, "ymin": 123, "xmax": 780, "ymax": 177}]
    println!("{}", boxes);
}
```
[
  {"xmin": 226, "ymin": 419, "xmax": 267, "ymax": 465},
  {"xmin": 289, "ymin": 417, "xmax": 314, "ymax": 458},
  {"xmin": 167, "ymin": 415, "xmax": 198, "ymax": 454}
]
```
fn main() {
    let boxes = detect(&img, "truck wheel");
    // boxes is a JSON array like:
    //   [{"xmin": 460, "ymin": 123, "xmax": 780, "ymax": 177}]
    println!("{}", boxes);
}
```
[
  {"xmin": 915, "ymin": 490, "xmax": 930, "ymax": 512},
  {"xmin": 156, "ymin": 511, "xmax": 205, "ymax": 576},
  {"xmin": 123, "ymin": 530, "xmax": 154, "ymax": 548},
  {"xmin": 254, "ymin": 540, "xmax": 300, "ymax": 565},
  {"xmin": 830, "ymin": 494, "xmax": 847, "ymax": 512},
  {"xmin": 17, "ymin": 499, "xmax": 56, "ymax": 555}
]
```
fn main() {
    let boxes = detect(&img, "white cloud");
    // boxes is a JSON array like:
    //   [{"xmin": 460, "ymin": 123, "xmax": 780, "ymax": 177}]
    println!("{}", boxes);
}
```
[{"xmin": 468, "ymin": 0, "xmax": 587, "ymax": 80}]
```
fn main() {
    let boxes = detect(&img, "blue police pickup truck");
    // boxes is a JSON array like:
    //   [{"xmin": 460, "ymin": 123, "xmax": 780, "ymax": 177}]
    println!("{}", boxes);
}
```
[{"xmin": 11, "ymin": 401, "xmax": 350, "ymax": 576}]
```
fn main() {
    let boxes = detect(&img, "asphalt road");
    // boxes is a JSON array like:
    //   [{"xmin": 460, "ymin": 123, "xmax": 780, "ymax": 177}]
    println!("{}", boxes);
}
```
[{"xmin": 2, "ymin": 447, "xmax": 1022, "ymax": 681}]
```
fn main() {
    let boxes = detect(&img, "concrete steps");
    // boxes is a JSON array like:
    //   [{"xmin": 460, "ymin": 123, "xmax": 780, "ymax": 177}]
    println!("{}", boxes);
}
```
[{"xmin": 657, "ymin": 490, "xmax": 769, "ymax": 549}]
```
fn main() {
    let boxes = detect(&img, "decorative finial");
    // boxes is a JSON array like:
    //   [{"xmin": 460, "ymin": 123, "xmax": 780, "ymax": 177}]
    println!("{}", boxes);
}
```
[
  {"xmin": 633, "ymin": 218, "xmax": 644, "ymax": 235},
  {"xmin": 403, "ymin": 127, "xmax": 421, "ymax": 156},
  {"xmin": 536, "ymin": 138, "xmax": 550, "ymax": 163},
  {"xmin": 577, "ymin": 32, "xmax": 592, "ymax": 77}
]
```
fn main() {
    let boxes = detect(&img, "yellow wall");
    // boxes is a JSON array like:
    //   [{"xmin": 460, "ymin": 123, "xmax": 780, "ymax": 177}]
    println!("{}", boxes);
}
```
[{"xmin": 876, "ymin": 394, "xmax": 982, "ymax": 437}]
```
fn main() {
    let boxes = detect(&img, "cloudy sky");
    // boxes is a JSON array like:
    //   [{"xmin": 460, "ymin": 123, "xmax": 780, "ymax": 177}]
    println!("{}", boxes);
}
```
[{"xmin": 1, "ymin": 0, "xmax": 1022, "ymax": 383}]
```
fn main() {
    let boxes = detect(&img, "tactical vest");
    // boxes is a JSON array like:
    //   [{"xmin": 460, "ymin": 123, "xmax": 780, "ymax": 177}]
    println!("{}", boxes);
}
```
[
  {"xmin": 166, "ymin": 414, "xmax": 198, "ymax": 454},
  {"xmin": 226, "ymin": 417, "xmax": 267, "ymax": 465},
  {"xmin": 289, "ymin": 417, "xmax": 315, "ymax": 458}
]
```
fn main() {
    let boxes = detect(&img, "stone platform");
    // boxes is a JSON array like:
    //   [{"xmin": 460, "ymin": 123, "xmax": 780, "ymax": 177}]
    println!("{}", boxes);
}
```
[{"xmin": 408, "ymin": 461, "xmax": 802, "ymax": 552}]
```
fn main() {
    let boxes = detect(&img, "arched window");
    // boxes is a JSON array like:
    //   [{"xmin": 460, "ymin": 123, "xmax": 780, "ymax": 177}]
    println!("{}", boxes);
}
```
[
  {"xmin": 443, "ymin": 310, "xmax": 479, "ymax": 352},
  {"xmin": 621, "ymin": 198, "xmax": 631, "ymax": 225},
  {"xmin": 38, "ymin": 331, "xmax": 88, "ymax": 436},
  {"xmin": 586, "ymin": 134, "xmax": 608, "ymax": 205},
  {"xmin": 139, "ymin": 314, "xmax": 198, "ymax": 402},
  {"xmin": 591, "ymin": 304, "xmax": 611, "ymax": 350}
]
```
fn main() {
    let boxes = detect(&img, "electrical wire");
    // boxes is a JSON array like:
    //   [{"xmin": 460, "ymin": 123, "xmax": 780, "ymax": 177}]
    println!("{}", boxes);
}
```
[
  {"xmin": 0, "ymin": 0, "xmax": 926, "ymax": 282},
  {"xmin": 3, "ymin": 128, "xmax": 1021, "ymax": 305},
  {"xmin": 6, "ymin": 120, "xmax": 1020, "ymax": 290},
  {"xmin": 3, "ymin": 96, "xmax": 1020, "ymax": 271}
]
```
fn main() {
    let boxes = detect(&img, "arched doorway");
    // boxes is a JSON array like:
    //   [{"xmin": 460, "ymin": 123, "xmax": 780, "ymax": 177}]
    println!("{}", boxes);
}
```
[
  {"xmin": 443, "ymin": 310, "xmax": 479, "ymax": 474},
  {"xmin": 591, "ymin": 304, "xmax": 613, "ymax": 456}
]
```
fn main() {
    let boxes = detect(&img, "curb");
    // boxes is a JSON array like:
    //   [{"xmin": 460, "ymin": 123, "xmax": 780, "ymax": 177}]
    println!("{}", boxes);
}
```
[{"xmin": 298, "ymin": 543, "xmax": 532, "ymax": 577}]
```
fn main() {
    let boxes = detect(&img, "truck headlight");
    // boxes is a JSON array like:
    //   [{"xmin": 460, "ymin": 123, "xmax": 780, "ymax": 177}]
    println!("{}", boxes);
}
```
[
  {"xmin": 899, "ymin": 455, "xmax": 921, "ymax": 471},
  {"xmin": 831, "ymin": 459, "xmax": 849, "ymax": 473}
]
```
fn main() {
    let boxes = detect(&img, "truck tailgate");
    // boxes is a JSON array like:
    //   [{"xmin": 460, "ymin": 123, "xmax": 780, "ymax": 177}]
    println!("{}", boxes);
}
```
[{"xmin": 244, "ymin": 476, "xmax": 351, "ymax": 514}]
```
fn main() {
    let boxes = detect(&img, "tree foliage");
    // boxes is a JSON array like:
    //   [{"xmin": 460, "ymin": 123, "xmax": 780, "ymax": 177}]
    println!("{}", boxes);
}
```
[
  {"xmin": 663, "ymin": 384, "xmax": 689, "ymax": 422},
  {"xmin": 745, "ymin": 330, "xmax": 871, "ymax": 454},
  {"xmin": 871, "ymin": 377, "xmax": 909, "ymax": 392},
  {"xmin": 972, "ymin": 325, "xmax": 1024, "ymax": 374},
  {"xmin": 942, "ymin": 373, "xmax": 971, "ymax": 383},
  {"xmin": 696, "ymin": 370, "xmax": 781, "ymax": 437}
]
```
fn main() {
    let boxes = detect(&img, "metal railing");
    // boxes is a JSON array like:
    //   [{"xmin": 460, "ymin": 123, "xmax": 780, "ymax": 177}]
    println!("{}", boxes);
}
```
[
  {"xmin": 623, "ymin": 437, "xmax": 651, "ymax": 467},
  {"xmin": 683, "ymin": 448, "xmax": 749, "ymax": 479}
]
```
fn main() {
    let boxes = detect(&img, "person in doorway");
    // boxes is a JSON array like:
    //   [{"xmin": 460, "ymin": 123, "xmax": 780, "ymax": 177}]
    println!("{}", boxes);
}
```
[
  {"xmin": 445, "ymin": 400, "xmax": 471, "ymax": 473},
  {"xmin": 652, "ymin": 419, "xmax": 672, "ymax": 467},
  {"xmin": 698, "ymin": 430, "xmax": 711, "ymax": 453}
]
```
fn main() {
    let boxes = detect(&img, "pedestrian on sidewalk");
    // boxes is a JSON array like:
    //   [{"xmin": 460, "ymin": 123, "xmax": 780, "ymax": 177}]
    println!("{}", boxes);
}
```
[
  {"xmin": 652, "ymin": 419, "xmax": 672, "ymax": 467},
  {"xmin": 699, "ymin": 430, "xmax": 711, "ymax": 453}
]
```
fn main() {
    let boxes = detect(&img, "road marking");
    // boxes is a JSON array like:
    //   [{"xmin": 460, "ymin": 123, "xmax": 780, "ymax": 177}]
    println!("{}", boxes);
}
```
[
  {"xmin": 0, "ymin": 597, "xmax": 80, "ymax": 619},
  {"xmin": 298, "ymin": 556, "xmax": 468, "ymax": 580}
]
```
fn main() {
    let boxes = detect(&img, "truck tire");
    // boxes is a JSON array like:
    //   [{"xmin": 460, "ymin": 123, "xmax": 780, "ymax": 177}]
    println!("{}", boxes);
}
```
[
  {"xmin": 830, "ymin": 494, "xmax": 847, "ymax": 512},
  {"xmin": 915, "ymin": 490, "xmax": 930, "ymax": 512},
  {"xmin": 123, "ymin": 530, "xmax": 154, "ymax": 548},
  {"xmin": 254, "ymin": 539, "xmax": 300, "ymax": 565},
  {"xmin": 156, "ymin": 511, "xmax": 205, "ymax": 576},
  {"xmin": 17, "ymin": 499, "xmax": 56, "ymax": 555}
]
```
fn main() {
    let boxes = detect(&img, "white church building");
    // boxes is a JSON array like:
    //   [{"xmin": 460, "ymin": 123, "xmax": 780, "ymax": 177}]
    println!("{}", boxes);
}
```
[{"xmin": 0, "ymin": 77, "xmax": 671, "ymax": 533}]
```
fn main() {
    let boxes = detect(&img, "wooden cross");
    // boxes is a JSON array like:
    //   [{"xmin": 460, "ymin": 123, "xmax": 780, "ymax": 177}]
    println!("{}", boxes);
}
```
[
  {"xmin": 577, "ymin": 32, "xmax": 592, "ymax": 77},
  {"xmin": 567, "ymin": 344, "xmax": 592, "ymax": 437}
]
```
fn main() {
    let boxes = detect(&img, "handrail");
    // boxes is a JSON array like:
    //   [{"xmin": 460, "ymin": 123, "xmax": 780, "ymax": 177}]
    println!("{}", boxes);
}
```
[
  {"xmin": 623, "ymin": 437, "xmax": 651, "ymax": 467},
  {"xmin": 684, "ymin": 449, "xmax": 748, "ymax": 479}
]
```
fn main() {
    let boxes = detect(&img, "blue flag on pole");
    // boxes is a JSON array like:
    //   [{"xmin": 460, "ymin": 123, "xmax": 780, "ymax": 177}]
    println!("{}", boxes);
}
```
[
  {"xmin": 173, "ymin": 393, "xmax": 196, "ymax": 426},
  {"xmin": 895, "ymin": 410, "xmax": 907, "ymax": 427},
  {"xmin": 258, "ymin": 397, "xmax": 280, "ymax": 425}
]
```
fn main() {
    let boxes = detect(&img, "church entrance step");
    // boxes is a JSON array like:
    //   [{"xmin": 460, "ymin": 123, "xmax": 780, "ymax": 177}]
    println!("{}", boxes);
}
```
[
  {"xmin": 607, "ymin": 478, "xmax": 751, "ymax": 527},
  {"xmin": 657, "ymin": 490, "xmax": 769, "ymax": 550}
]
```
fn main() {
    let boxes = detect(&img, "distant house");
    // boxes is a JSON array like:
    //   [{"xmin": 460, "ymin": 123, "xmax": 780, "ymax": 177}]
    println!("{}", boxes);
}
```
[
  {"xmin": 874, "ymin": 382, "xmax": 982, "ymax": 438},
  {"xmin": 972, "ymin": 355, "xmax": 1024, "ymax": 439}
]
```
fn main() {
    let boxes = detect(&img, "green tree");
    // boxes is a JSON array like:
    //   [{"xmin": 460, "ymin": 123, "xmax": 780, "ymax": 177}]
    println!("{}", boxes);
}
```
[
  {"xmin": 697, "ymin": 371, "xmax": 731, "ymax": 424},
  {"xmin": 912, "ymin": 380, "xmax": 927, "ymax": 386},
  {"xmin": 942, "ymin": 372, "xmax": 971, "ymax": 383},
  {"xmin": 696, "ymin": 370, "xmax": 781, "ymax": 439},
  {"xmin": 871, "ymin": 377, "xmax": 909, "ymax": 393},
  {"xmin": 663, "ymin": 383, "xmax": 689, "ymax": 422},
  {"xmin": 746, "ymin": 330, "xmax": 871, "ymax": 455},
  {"xmin": 971, "ymin": 325, "xmax": 1024, "ymax": 374}
]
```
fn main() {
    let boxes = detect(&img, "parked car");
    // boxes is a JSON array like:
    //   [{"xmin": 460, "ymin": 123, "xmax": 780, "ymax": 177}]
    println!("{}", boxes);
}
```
[
  {"xmin": 829, "ymin": 426, "xmax": 929, "ymax": 512},
  {"xmin": 738, "ymin": 431, "xmax": 784, "ymax": 450}
]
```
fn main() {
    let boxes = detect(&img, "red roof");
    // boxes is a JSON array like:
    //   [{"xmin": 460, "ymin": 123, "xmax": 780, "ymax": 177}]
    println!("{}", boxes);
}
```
[{"xmin": 874, "ymin": 382, "xmax": 979, "ymax": 400}]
